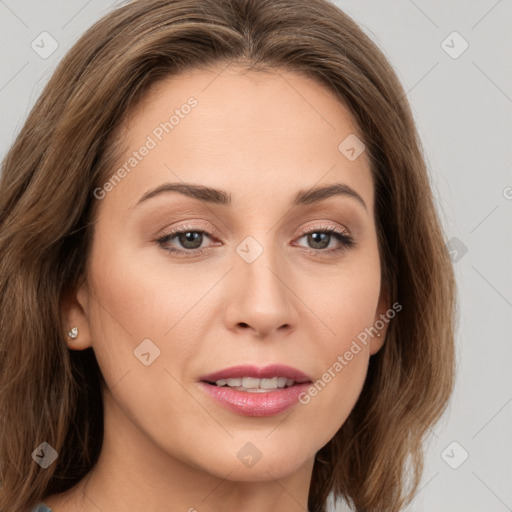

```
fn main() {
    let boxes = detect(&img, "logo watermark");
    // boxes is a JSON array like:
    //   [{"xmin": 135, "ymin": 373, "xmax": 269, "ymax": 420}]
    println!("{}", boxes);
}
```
[
  {"xmin": 93, "ymin": 97, "xmax": 198, "ymax": 200},
  {"xmin": 298, "ymin": 301, "xmax": 402, "ymax": 404}
]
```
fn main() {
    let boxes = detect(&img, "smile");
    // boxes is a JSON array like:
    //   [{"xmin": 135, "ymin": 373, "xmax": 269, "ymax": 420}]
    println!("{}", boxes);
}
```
[{"xmin": 199, "ymin": 364, "xmax": 312, "ymax": 416}]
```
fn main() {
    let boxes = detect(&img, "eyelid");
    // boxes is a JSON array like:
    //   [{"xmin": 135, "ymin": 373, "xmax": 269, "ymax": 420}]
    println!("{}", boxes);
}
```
[
  {"xmin": 157, "ymin": 220, "xmax": 350, "ymax": 245},
  {"xmin": 296, "ymin": 221, "xmax": 350, "ymax": 237},
  {"xmin": 157, "ymin": 220, "xmax": 222, "ymax": 241}
]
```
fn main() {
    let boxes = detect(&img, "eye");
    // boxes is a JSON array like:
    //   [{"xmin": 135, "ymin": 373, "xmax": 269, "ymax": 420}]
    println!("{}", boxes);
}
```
[
  {"xmin": 293, "ymin": 225, "xmax": 355, "ymax": 254},
  {"xmin": 156, "ymin": 225, "xmax": 218, "ymax": 256},
  {"xmin": 155, "ymin": 223, "xmax": 355, "ymax": 258}
]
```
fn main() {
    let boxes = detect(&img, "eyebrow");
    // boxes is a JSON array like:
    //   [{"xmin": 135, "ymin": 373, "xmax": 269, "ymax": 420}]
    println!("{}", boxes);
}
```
[{"xmin": 134, "ymin": 182, "xmax": 367, "ymax": 211}]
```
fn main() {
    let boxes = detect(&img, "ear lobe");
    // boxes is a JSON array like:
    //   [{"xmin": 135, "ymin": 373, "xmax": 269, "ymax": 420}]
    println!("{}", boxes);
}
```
[
  {"xmin": 369, "ymin": 329, "xmax": 386, "ymax": 355},
  {"xmin": 60, "ymin": 283, "xmax": 93, "ymax": 350}
]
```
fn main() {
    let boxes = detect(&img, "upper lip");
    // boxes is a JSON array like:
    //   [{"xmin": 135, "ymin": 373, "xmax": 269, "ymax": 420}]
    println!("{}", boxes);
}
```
[{"xmin": 200, "ymin": 364, "xmax": 312, "ymax": 383}]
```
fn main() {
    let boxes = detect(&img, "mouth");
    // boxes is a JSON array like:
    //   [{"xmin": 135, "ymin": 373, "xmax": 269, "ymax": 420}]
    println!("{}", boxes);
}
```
[
  {"xmin": 199, "ymin": 364, "xmax": 313, "ymax": 416},
  {"xmin": 205, "ymin": 376, "xmax": 303, "ymax": 392},
  {"xmin": 200, "ymin": 363, "xmax": 312, "ymax": 390}
]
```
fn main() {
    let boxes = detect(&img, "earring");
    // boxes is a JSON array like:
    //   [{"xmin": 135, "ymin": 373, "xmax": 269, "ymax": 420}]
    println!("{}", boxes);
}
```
[
  {"xmin": 376, "ymin": 332, "xmax": 381, "ymax": 337},
  {"xmin": 67, "ymin": 326, "xmax": 79, "ymax": 339}
]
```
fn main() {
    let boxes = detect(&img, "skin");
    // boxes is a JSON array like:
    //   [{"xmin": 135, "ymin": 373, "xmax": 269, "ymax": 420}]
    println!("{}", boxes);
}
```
[{"xmin": 48, "ymin": 63, "xmax": 389, "ymax": 512}]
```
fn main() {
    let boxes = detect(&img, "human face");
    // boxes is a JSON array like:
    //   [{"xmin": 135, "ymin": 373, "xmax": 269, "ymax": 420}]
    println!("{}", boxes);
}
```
[{"xmin": 69, "ymin": 63, "xmax": 388, "ymax": 483}]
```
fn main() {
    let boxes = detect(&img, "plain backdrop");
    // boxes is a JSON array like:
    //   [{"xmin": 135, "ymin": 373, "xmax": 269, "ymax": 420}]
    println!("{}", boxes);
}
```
[{"xmin": 1, "ymin": 1, "xmax": 511, "ymax": 511}]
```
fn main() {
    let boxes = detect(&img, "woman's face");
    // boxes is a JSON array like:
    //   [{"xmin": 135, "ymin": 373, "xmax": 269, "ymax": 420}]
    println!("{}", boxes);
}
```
[{"xmin": 68, "ymin": 64, "xmax": 389, "ymax": 482}]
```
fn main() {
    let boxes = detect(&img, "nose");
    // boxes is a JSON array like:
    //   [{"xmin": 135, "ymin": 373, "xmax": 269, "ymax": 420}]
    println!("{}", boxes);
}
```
[{"xmin": 222, "ymin": 242, "xmax": 299, "ymax": 339}]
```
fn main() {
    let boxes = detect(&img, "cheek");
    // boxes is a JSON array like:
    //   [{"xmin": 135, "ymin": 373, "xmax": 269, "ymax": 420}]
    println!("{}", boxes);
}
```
[
  {"xmin": 84, "ymin": 229, "xmax": 198, "ymax": 385},
  {"xmin": 304, "ymin": 244, "xmax": 382, "ymax": 351},
  {"xmin": 295, "ymin": 248, "xmax": 381, "ymax": 437}
]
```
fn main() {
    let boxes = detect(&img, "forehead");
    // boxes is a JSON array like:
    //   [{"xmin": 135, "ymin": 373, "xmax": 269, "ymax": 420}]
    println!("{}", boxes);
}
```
[
  {"xmin": 102, "ymin": 63, "xmax": 374, "ymax": 214},
  {"xmin": 125, "ymin": 63, "xmax": 363, "ymax": 140}
]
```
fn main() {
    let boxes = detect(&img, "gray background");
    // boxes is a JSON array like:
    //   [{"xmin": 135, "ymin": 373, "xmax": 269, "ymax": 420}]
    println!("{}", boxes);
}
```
[{"xmin": 1, "ymin": 1, "xmax": 511, "ymax": 510}]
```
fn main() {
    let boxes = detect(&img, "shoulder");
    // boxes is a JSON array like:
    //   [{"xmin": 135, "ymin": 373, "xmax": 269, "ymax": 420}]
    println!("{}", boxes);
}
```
[{"xmin": 31, "ymin": 504, "xmax": 54, "ymax": 512}]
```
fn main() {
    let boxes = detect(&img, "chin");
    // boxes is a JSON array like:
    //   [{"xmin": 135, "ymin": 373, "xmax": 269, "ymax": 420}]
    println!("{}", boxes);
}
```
[{"xmin": 195, "ymin": 439, "xmax": 314, "ymax": 482}]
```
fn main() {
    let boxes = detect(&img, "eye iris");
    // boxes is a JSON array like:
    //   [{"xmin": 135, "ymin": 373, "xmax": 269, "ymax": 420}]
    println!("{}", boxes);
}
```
[
  {"xmin": 179, "ymin": 231, "xmax": 202, "ymax": 249},
  {"xmin": 308, "ymin": 232, "xmax": 330, "ymax": 249}
]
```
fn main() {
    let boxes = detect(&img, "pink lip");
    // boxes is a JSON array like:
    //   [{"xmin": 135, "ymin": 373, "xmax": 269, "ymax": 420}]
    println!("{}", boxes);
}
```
[
  {"xmin": 200, "ymin": 364, "xmax": 311, "ymax": 383},
  {"xmin": 199, "ymin": 382, "xmax": 312, "ymax": 417},
  {"xmin": 199, "ymin": 364, "xmax": 312, "ymax": 417}
]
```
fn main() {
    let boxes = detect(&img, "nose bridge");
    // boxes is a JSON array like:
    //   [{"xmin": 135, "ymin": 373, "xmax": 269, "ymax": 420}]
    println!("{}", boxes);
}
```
[{"xmin": 225, "ymin": 231, "xmax": 298, "ymax": 336}]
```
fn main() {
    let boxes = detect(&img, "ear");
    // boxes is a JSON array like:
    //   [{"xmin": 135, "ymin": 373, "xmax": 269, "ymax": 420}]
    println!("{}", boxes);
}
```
[
  {"xmin": 60, "ymin": 279, "xmax": 93, "ymax": 351},
  {"xmin": 370, "ymin": 283, "xmax": 391, "ymax": 355}
]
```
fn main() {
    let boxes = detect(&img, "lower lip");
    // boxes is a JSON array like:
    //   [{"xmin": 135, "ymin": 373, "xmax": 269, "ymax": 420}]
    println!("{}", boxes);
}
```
[{"xmin": 199, "ymin": 382, "xmax": 311, "ymax": 417}]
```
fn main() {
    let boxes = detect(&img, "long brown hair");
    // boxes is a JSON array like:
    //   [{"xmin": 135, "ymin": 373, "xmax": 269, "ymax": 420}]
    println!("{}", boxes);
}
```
[{"xmin": 0, "ymin": 1, "xmax": 457, "ymax": 510}]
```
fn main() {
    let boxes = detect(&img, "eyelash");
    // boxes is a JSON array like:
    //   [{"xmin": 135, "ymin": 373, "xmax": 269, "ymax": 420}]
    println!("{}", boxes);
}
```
[{"xmin": 155, "ymin": 222, "xmax": 355, "ymax": 258}]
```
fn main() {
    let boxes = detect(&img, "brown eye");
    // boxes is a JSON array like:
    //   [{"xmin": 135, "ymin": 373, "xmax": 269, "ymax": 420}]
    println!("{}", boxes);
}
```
[
  {"xmin": 175, "ymin": 231, "xmax": 204, "ymax": 249},
  {"xmin": 158, "ymin": 229, "xmax": 211, "ymax": 252},
  {"xmin": 306, "ymin": 232, "xmax": 331, "ymax": 250},
  {"xmin": 295, "ymin": 228, "xmax": 354, "ymax": 254}
]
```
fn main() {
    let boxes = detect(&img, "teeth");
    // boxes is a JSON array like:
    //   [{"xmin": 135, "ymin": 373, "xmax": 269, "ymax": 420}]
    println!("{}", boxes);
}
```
[
  {"xmin": 214, "ymin": 376, "xmax": 296, "ymax": 391},
  {"xmin": 277, "ymin": 377, "xmax": 287, "ymax": 387},
  {"xmin": 259, "ymin": 377, "xmax": 278, "ymax": 389},
  {"xmin": 242, "ymin": 377, "xmax": 261, "ymax": 389}
]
